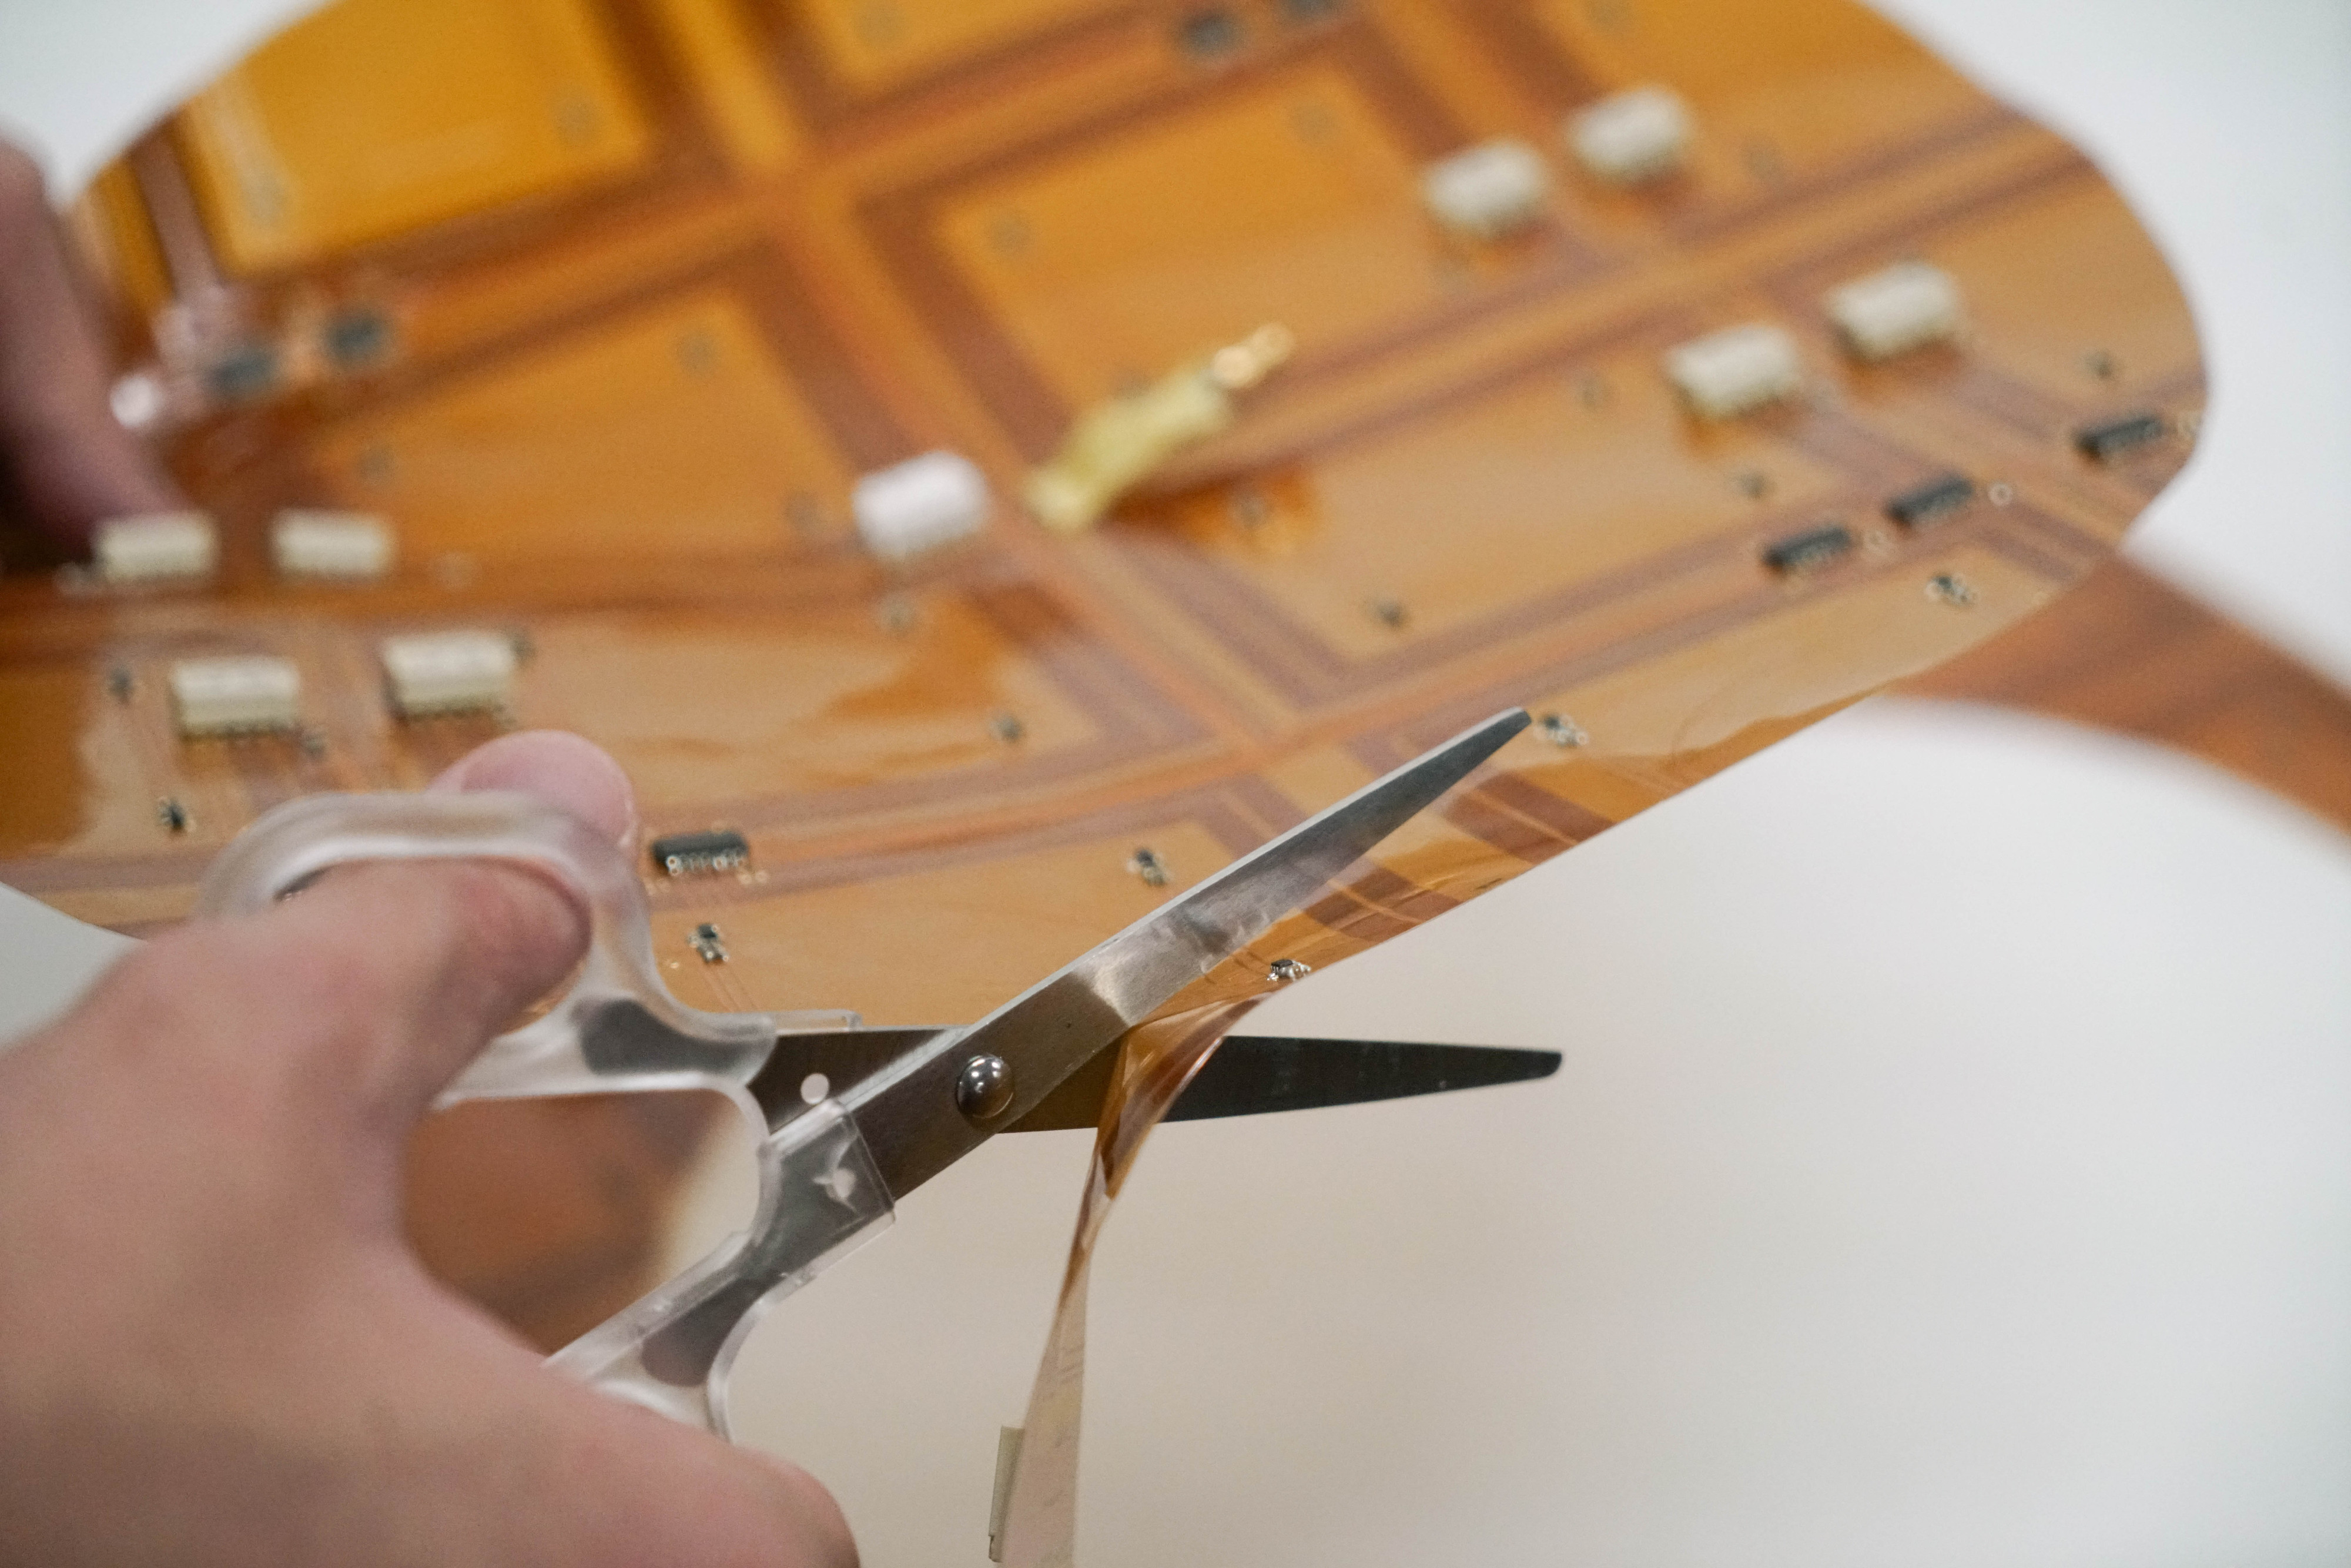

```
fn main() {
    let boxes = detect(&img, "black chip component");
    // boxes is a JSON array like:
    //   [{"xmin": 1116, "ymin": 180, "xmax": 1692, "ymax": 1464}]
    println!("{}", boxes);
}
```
[
  {"xmin": 2074, "ymin": 411, "xmax": 2168, "ymax": 463},
  {"xmin": 1177, "ymin": 8, "xmax": 1244, "ymax": 57},
  {"xmin": 206, "ymin": 343, "xmax": 280, "ymax": 403},
  {"xmin": 323, "ymin": 307, "xmax": 393, "ymax": 368},
  {"xmin": 1761, "ymin": 521, "xmax": 1856, "ymax": 575},
  {"xmin": 1885, "ymin": 473, "xmax": 1975, "ymax": 530},
  {"xmin": 649, "ymin": 828, "xmax": 750, "ymax": 877}
]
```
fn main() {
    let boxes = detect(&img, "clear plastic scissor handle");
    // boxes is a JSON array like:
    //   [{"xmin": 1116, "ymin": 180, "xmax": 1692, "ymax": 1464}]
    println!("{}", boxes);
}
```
[{"xmin": 194, "ymin": 790, "xmax": 896, "ymax": 1436}]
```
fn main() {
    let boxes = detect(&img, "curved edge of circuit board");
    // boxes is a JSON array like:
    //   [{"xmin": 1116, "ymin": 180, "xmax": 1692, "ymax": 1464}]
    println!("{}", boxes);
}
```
[{"xmin": 0, "ymin": 0, "xmax": 2199, "ymax": 1338}]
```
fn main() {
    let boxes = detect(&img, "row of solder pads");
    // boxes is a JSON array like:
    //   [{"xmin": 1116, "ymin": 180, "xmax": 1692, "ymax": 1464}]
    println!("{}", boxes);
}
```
[
  {"xmin": 151, "ymin": 625, "xmax": 519, "ymax": 738},
  {"xmin": 96, "ymin": 508, "xmax": 807, "ymax": 881},
  {"xmin": 80, "ymin": 483, "xmax": 972, "ymax": 740},
  {"xmin": 1424, "ymin": 86, "xmax": 2185, "ymax": 578},
  {"xmin": 82, "ymin": 510, "xmax": 519, "ymax": 735}
]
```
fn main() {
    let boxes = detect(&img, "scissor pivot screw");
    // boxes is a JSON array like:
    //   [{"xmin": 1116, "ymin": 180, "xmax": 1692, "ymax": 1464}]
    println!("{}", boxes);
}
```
[{"xmin": 956, "ymin": 1053, "xmax": 1016, "ymax": 1121}]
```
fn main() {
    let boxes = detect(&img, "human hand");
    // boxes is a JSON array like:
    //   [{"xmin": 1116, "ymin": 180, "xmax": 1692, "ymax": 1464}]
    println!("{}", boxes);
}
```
[
  {"xmin": 0, "ymin": 135, "xmax": 183, "ymax": 550},
  {"xmin": 0, "ymin": 731, "xmax": 856, "ymax": 1567}
]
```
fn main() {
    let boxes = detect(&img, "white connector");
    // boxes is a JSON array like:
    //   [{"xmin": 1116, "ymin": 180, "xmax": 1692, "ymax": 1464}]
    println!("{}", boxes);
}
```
[
  {"xmin": 1566, "ymin": 86, "xmax": 1691, "ymax": 186},
  {"xmin": 1823, "ymin": 261, "xmax": 1965, "ymax": 361},
  {"xmin": 1663, "ymin": 323, "xmax": 1804, "ymax": 419},
  {"xmin": 853, "ymin": 451, "xmax": 990, "ymax": 563},
  {"xmin": 169, "ymin": 656, "xmax": 300, "ymax": 736},
  {"xmin": 380, "ymin": 631, "xmax": 517, "ymax": 717},
  {"xmin": 272, "ymin": 508, "xmax": 394, "ymax": 581},
  {"xmin": 95, "ymin": 512, "xmax": 217, "ymax": 585},
  {"xmin": 1421, "ymin": 139, "xmax": 1551, "ymax": 239}
]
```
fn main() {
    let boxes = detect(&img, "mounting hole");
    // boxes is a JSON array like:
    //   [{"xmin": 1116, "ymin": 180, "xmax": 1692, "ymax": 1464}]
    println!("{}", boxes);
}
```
[{"xmin": 800, "ymin": 1073, "xmax": 830, "ymax": 1105}]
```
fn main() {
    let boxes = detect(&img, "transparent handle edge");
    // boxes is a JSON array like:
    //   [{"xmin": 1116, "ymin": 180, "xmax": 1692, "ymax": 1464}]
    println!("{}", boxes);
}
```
[
  {"xmin": 200, "ymin": 790, "xmax": 891, "ymax": 1439},
  {"xmin": 548, "ymin": 1098, "xmax": 895, "ymax": 1436},
  {"xmin": 193, "ymin": 790, "xmax": 856, "ymax": 1104}
]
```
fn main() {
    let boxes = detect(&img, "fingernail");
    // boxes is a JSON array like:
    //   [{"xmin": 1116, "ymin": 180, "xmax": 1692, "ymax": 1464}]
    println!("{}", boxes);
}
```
[{"xmin": 428, "ymin": 730, "xmax": 637, "ymax": 846}]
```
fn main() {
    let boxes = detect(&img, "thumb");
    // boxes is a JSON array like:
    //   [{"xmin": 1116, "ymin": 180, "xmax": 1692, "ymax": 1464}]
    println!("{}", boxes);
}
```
[
  {"xmin": 316, "ymin": 730, "xmax": 641, "ymax": 1122},
  {"xmin": 426, "ymin": 728, "xmax": 637, "ymax": 847},
  {"xmin": 91, "ymin": 733, "xmax": 638, "ymax": 1160}
]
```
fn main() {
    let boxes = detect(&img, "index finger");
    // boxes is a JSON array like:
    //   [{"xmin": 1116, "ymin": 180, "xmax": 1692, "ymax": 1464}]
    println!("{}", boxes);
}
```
[{"xmin": 0, "ymin": 138, "xmax": 183, "ymax": 549}]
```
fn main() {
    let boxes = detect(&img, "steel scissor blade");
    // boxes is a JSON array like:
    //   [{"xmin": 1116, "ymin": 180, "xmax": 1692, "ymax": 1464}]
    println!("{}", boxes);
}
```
[
  {"xmin": 1006, "ymin": 1034, "xmax": 1561, "ymax": 1131},
  {"xmin": 753, "ymin": 1030, "xmax": 1560, "ymax": 1132},
  {"xmin": 838, "ymin": 708, "xmax": 1531, "ymax": 1198}
]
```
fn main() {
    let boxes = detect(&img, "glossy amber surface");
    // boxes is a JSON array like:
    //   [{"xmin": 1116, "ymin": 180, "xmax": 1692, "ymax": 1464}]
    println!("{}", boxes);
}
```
[{"xmin": 0, "ymin": 1, "xmax": 2203, "ymax": 1346}]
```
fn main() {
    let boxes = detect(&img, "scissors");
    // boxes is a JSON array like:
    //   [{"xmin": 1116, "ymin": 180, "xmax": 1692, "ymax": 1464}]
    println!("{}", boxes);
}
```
[{"xmin": 194, "ymin": 707, "xmax": 1553, "ymax": 1437}]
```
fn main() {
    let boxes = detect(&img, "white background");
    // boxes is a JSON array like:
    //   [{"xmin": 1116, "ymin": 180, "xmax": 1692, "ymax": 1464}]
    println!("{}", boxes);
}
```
[{"xmin": 1, "ymin": 2, "xmax": 2346, "ymax": 1562}]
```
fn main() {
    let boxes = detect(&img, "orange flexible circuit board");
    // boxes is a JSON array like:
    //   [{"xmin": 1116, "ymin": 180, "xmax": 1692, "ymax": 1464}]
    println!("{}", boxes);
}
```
[{"xmin": 2, "ymin": 0, "xmax": 2198, "ymax": 1033}]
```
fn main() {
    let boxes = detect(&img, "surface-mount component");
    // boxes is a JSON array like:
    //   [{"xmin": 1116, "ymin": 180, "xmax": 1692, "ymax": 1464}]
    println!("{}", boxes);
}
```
[
  {"xmin": 1566, "ymin": 86, "xmax": 1692, "ymax": 186},
  {"xmin": 1663, "ymin": 324, "xmax": 1804, "ymax": 418},
  {"xmin": 379, "ymin": 630, "xmax": 517, "ymax": 717},
  {"xmin": 1886, "ymin": 473, "xmax": 1976, "ymax": 528},
  {"xmin": 852, "ymin": 451, "xmax": 990, "ymax": 564},
  {"xmin": 1824, "ymin": 260, "xmax": 1965, "ymax": 361},
  {"xmin": 1176, "ymin": 8, "xmax": 1245, "ymax": 58},
  {"xmin": 1026, "ymin": 324, "xmax": 1293, "ymax": 532},
  {"xmin": 650, "ymin": 828, "xmax": 751, "ymax": 877},
  {"xmin": 168, "ymin": 655, "xmax": 302, "ymax": 736},
  {"xmin": 207, "ymin": 343, "xmax": 280, "ymax": 403},
  {"xmin": 1420, "ymin": 138, "xmax": 1551, "ymax": 239},
  {"xmin": 1925, "ymin": 571, "xmax": 1978, "ymax": 607},
  {"xmin": 321, "ymin": 306, "xmax": 394, "ymax": 368},
  {"xmin": 109, "ymin": 371, "xmax": 166, "ymax": 431},
  {"xmin": 93, "ymin": 512, "xmax": 219, "ymax": 585},
  {"xmin": 272, "ymin": 508, "xmax": 394, "ymax": 580},
  {"xmin": 1761, "ymin": 522, "xmax": 1856, "ymax": 575},
  {"xmin": 2075, "ymin": 411, "xmax": 2169, "ymax": 462}
]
